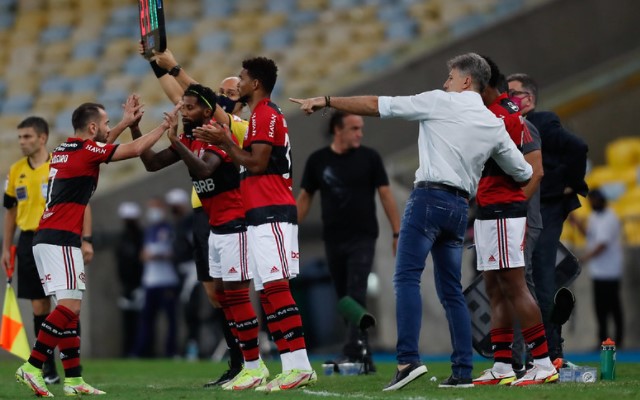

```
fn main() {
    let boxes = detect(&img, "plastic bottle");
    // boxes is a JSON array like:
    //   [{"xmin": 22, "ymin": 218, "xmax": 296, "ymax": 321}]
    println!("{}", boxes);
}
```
[{"xmin": 600, "ymin": 338, "xmax": 616, "ymax": 380}]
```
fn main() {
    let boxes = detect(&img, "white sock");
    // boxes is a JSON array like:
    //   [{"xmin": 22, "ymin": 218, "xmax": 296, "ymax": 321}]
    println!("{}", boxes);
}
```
[
  {"xmin": 280, "ymin": 352, "xmax": 292, "ymax": 372},
  {"xmin": 290, "ymin": 349, "xmax": 312, "ymax": 371},
  {"xmin": 245, "ymin": 358, "xmax": 260, "ymax": 370},
  {"xmin": 493, "ymin": 362, "xmax": 513, "ymax": 374}
]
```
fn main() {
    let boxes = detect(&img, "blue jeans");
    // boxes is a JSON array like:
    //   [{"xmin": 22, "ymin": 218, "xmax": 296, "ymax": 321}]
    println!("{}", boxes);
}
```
[{"xmin": 394, "ymin": 187, "xmax": 472, "ymax": 378}]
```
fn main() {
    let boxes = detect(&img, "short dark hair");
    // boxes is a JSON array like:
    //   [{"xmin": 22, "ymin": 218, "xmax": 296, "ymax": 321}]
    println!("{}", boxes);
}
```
[
  {"xmin": 328, "ymin": 111, "xmax": 350, "ymax": 136},
  {"xmin": 184, "ymin": 83, "xmax": 217, "ymax": 110},
  {"xmin": 588, "ymin": 188, "xmax": 607, "ymax": 205},
  {"xmin": 17, "ymin": 116, "xmax": 49, "ymax": 136},
  {"xmin": 242, "ymin": 57, "xmax": 278, "ymax": 94},
  {"xmin": 480, "ymin": 55, "xmax": 501, "ymax": 89},
  {"xmin": 506, "ymin": 73, "xmax": 539, "ymax": 101},
  {"xmin": 72, "ymin": 103, "xmax": 105, "ymax": 132}
]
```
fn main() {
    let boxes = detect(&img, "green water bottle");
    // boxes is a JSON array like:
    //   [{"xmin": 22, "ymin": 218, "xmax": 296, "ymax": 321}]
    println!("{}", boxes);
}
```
[{"xmin": 600, "ymin": 338, "xmax": 616, "ymax": 380}]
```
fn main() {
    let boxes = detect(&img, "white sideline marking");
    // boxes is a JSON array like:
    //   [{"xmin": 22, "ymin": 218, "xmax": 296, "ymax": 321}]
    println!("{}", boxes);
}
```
[{"xmin": 302, "ymin": 391, "xmax": 434, "ymax": 400}]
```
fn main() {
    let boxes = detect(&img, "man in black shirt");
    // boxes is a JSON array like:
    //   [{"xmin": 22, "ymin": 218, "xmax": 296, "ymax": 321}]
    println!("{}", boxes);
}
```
[{"xmin": 297, "ymin": 111, "xmax": 400, "ymax": 370}]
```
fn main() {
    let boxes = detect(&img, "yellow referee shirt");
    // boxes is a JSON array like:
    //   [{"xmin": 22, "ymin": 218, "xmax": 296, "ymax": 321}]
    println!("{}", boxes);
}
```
[
  {"xmin": 190, "ymin": 113, "xmax": 248, "ymax": 209},
  {"xmin": 4, "ymin": 156, "xmax": 50, "ymax": 231}
]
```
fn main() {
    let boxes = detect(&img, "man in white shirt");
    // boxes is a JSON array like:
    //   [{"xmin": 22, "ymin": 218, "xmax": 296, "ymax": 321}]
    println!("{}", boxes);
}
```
[
  {"xmin": 291, "ymin": 52, "xmax": 532, "ymax": 391},
  {"xmin": 570, "ymin": 189, "xmax": 624, "ymax": 347}
]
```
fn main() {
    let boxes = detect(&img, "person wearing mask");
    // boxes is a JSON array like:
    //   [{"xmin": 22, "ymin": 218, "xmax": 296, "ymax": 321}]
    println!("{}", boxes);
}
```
[
  {"xmin": 507, "ymin": 73, "xmax": 589, "ymax": 365},
  {"xmin": 290, "ymin": 52, "xmax": 533, "ymax": 391}
]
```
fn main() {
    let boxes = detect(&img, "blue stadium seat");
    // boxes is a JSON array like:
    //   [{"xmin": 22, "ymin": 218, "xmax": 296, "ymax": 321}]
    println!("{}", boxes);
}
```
[
  {"xmin": 263, "ymin": 27, "xmax": 294, "ymax": 51},
  {"xmin": 288, "ymin": 9, "xmax": 319, "ymax": 27},
  {"xmin": 123, "ymin": 55, "xmax": 151, "ymax": 77},
  {"xmin": 103, "ymin": 24, "xmax": 137, "ymax": 40},
  {"xmin": 330, "ymin": 0, "xmax": 362, "ymax": 9},
  {"xmin": 377, "ymin": 4, "xmax": 407, "ymax": 22},
  {"xmin": 0, "ymin": 12, "xmax": 14, "ymax": 30},
  {"xmin": 198, "ymin": 31, "xmax": 230, "ymax": 53},
  {"xmin": 1, "ymin": 94, "xmax": 33, "ymax": 114},
  {"xmin": 267, "ymin": 0, "xmax": 297, "ymax": 13},
  {"xmin": 111, "ymin": 5, "xmax": 139, "ymax": 25},
  {"xmin": 165, "ymin": 19, "xmax": 194, "ymax": 35},
  {"xmin": 386, "ymin": 18, "xmax": 418, "ymax": 41},
  {"xmin": 55, "ymin": 108, "xmax": 75, "ymax": 134},
  {"xmin": 202, "ymin": 0, "xmax": 235, "ymax": 18},
  {"xmin": 73, "ymin": 40, "xmax": 104, "ymax": 60},
  {"xmin": 40, "ymin": 25, "xmax": 72, "ymax": 44},
  {"xmin": 70, "ymin": 74, "xmax": 103, "ymax": 93},
  {"xmin": 98, "ymin": 87, "xmax": 128, "ymax": 106},
  {"xmin": 40, "ymin": 77, "xmax": 72, "ymax": 94}
]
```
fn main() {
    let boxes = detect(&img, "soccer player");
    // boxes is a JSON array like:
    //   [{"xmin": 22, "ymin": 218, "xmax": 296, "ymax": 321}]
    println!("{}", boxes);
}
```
[
  {"xmin": 472, "ymin": 57, "xmax": 557, "ymax": 386},
  {"xmin": 135, "ymin": 83, "xmax": 267, "ymax": 390},
  {"xmin": 3, "ymin": 117, "xmax": 95, "ymax": 385},
  {"xmin": 141, "ymin": 44, "xmax": 247, "ymax": 385},
  {"xmin": 15, "ymin": 98, "xmax": 177, "ymax": 397},
  {"xmin": 194, "ymin": 57, "xmax": 317, "ymax": 392}
]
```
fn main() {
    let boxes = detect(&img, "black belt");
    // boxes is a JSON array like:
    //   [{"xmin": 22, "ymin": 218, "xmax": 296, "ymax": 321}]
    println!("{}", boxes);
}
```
[{"xmin": 415, "ymin": 181, "xmax": 470, "ymax": 200}]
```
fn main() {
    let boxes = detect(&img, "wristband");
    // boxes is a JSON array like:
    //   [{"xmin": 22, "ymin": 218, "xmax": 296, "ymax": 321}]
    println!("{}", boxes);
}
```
[
  {"xmin": 393, "ymin": 233, "xmax": 399, "ymax": 239},
  {"xmin": 150, "ymin": 60, "xmax": 167, "ymax": 78},
  {"xmin": 82, "ymin": 236, "xmax": 93, "ymax": 244}
]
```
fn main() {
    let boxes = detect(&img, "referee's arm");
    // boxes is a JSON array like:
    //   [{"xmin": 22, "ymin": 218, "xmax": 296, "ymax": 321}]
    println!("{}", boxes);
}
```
[{"xmin": 1, "ymin": 202, "xmax": 17, "ymax": 274}]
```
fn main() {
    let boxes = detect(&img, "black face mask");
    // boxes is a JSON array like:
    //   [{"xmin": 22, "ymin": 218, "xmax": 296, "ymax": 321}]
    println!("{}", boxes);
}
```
[{"xmin": 217, "ymin": 95, "xmax": 238, "ymax": 114}]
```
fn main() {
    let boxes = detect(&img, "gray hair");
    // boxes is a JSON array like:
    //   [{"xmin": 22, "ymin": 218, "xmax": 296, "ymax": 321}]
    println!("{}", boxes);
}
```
[
  {"xmin": 446, "ymin": 53, "xmax": 490, "ymax": 92},
  {"xmin": 506, "ymin": 73, "xmax": 539, "ymax": 103}
]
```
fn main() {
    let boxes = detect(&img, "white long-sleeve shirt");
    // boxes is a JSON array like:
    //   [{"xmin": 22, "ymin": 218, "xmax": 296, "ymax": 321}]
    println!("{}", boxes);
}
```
[{"xmin": 378, "ymin": 90, "xmax": 532, "ymax": 195}]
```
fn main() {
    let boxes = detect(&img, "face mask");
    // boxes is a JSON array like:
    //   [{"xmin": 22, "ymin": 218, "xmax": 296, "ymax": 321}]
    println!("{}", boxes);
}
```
[
  {"xmin": 509, "ymin": 96, "xmax": 523, "ymax": 111},
  {"xmin": 146, "ymin": 208, "xmax": 166, "ymax": 224},
  {"xmin": 217, "ymin": 95, "xmax": 238, "ymax": 114}
]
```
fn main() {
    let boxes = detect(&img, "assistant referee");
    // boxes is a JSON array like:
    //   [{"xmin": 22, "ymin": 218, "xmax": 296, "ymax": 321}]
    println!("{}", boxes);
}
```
[{"xmin": 2, "ymin": 117, "xmax": 60, "ymax": 383}]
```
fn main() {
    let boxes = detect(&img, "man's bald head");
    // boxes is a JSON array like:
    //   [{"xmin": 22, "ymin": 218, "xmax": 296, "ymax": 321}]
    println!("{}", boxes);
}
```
[{"xmin": 219, "ymin": 76, "xmax": 240, "ymax": 101}]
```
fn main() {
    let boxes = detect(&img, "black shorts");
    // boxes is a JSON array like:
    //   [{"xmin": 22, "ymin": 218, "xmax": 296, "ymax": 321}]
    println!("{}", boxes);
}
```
[
  {"xmin": 16, "ymin": 231, "xmax": 47, "ymax": 299},
  {"xmin": 193, "ymin": 207, "xmax": 213, "ymax": 282}
]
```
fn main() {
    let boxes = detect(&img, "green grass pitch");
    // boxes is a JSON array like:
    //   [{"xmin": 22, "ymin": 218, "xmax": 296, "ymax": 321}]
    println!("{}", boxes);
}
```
[{"xmin": 1, "ymin": 359, "xmax": 639, "ymax": 399}]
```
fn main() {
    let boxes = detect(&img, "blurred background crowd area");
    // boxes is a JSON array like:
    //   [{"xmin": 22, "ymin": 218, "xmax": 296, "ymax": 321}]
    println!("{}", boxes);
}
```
[{"xmin": 1, "ymin": 0, "xmax": 640, "ymax": 358}]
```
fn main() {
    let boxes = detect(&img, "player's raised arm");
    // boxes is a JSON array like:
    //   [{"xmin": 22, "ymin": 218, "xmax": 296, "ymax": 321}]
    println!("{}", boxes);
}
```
[
  {"xmin": 107, "ymin": 94, "xmax": 144, "ymax": 143},
  {"xmin": 111, "ymin": 103, "xmax": 180, "ymax": 162}
]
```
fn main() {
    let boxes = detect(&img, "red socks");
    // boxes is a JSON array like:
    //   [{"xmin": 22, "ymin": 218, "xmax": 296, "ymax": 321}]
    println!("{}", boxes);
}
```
[
  {"xmin": 491, "ymin": 328, "xmax": 513, "ymax": 364},
  {"xmin": 523, "ymin": 323, "xmax": 549, "ymax": 360},
  {"xmin": 226, "ymin": 288, "xmax": 260, "ymax": 362},
  {"xmin": 28, "ymin": 305, "xmax": 76, "ymax": 369},
  {"xmin": 263, "ymin": 281, "xmax": 306, "ymax": 352}
]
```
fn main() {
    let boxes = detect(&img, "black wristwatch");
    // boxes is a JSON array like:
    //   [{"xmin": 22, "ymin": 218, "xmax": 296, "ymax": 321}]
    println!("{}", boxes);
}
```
[
  {"xmin": 82, "ymin": 236, "xmax": 93, "ymax": 244},
  {"xmin": 168, "ymin": 64, "xmax": 182, "ymax": 77}
]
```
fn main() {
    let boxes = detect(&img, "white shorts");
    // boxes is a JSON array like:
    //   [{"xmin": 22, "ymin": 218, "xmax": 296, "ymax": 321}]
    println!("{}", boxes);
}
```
[
  {"xmin": 248, "ymin": 222, "xmax": 299, "ymax": 291},
  {"xmin": 208, "ymin": 230, "xmax": 251, "ymax": 282},
  {"xmin": 474, "ymin": 217, "xmax": 526, "ymax": 271},
  {"xmin": 33, "ymin": 243, "xmax": 86, "ymax": 296}
]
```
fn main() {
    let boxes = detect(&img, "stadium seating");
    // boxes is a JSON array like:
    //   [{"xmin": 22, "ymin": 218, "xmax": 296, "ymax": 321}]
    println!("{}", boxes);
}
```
[{"xmin": 0, "ymin": 0, "xmax": 548, "ymax": 182}]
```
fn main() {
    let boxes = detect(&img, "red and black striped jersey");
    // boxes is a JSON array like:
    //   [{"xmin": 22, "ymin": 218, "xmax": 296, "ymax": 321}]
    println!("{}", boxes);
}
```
[
  {"xmin": 34, "ymin": 137, "xmax": 118, "ymax": 247},
  {"xmin": 173, "ymin": 134, "xmax": 245, "ymax": 233},
  {"xmin": 240, "ymin": 99, "xmax": 296, "ymax": 225},
  {"xmin": 476, "ymin": 93, "xmax": 538, "ymax": 218}
]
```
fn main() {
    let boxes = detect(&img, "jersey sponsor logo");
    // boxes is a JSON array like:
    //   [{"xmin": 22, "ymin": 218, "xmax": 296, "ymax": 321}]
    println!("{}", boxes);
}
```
[
  {"xmin": 228, "ymin": 266, "xmax": 238, "ymax": 274},
  {"xmin": 488, "ymin": 255, "xmax": 496, "ymax": 262},
  {"xmin": 193, "ymin": 178, "xmax": 215, "ymax": 194},
  {"xmin": 291, "ymin": 251, "xmax": 299, "ymax": 260},
  {"xmin": 51, "ymin": 154, "xmax": 69, "ymax": 164},
  {"xmin": 268, "ymin": 113, "xmax": 277, "ymax": 138},
  {"xmin": 86, "ymin": 144, "xmax": 107, "ymax": 154},
  {"xmin": 42, "ymin": 211, "xmax": 54, "ymax": 219},
  {"xmin": 270, "ymin": 266, "xmax": 279, "ymax": 273}
]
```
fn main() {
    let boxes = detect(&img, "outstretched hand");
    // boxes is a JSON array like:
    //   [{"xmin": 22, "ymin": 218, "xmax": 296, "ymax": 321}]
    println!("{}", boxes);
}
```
[
  {"xmin": 122, "ymin": 94, "xmax": 144, "ymax": 128},
  {"xmin": 164, "ymin": 101, "xmax": 182, "ymax": 140},
  {"xmin": 162, "ymin": 101, "xmax": 183, "ymax": 132},
  {"xmin": 193, "ymin": 123, "xmax": 230, "ymax": 145},
  {"xmin": 289, "ymin": 97, "xmax": 326, "ymax": 115}
]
